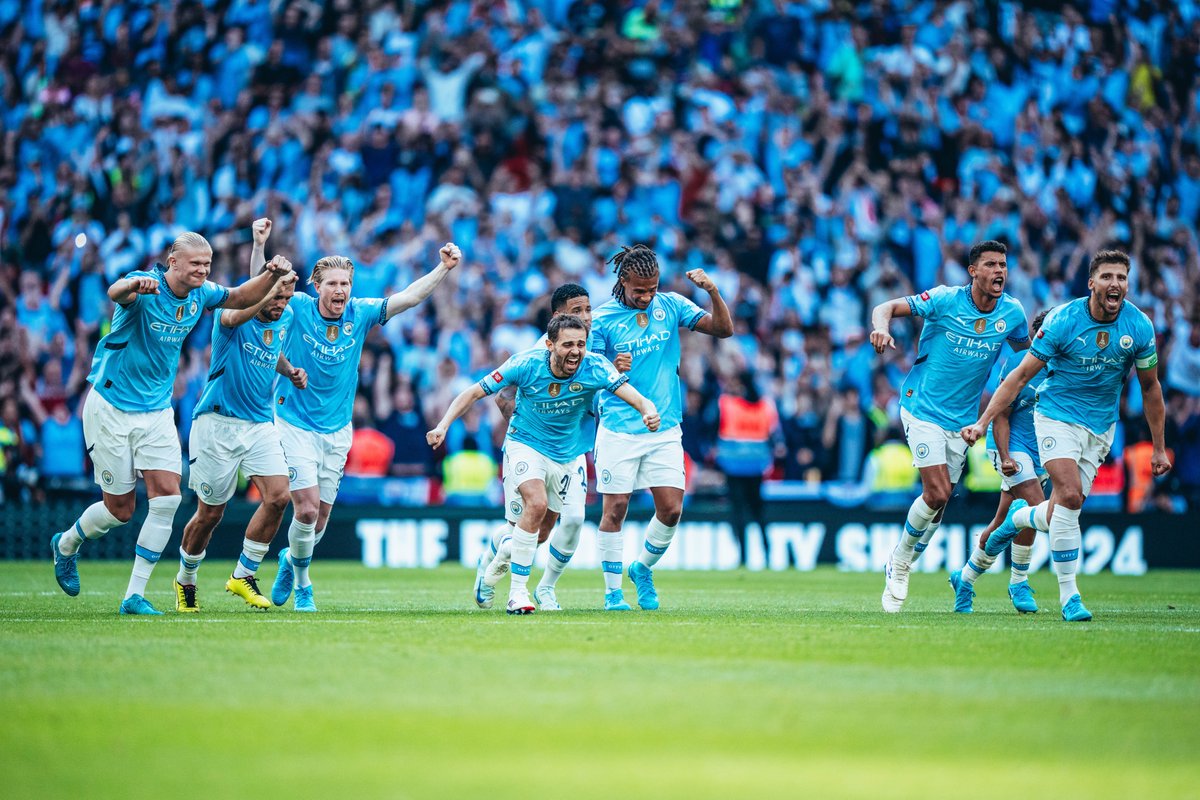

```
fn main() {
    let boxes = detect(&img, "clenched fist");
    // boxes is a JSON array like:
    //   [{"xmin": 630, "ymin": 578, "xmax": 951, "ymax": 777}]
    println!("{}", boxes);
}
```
[
  {"xmin": 686, "ymin": 268, "xmax": 716, "ymax": 292},
  {"xmin": 252, "ymin": 218, "xmax": 272, "ymax": 246},
  {"xmin": 440, "ymin": 242, "xmax": 462, "ymax": 269}
]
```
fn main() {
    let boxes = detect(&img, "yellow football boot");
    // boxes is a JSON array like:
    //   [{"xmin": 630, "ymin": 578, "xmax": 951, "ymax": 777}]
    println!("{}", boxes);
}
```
[
  {"xmin": 226, "ymin": 575, "xmax": 271, "ymax": 610},
  {"xmin": 174, "ymin": 579, "xmax": 199, "ymax": 613}
]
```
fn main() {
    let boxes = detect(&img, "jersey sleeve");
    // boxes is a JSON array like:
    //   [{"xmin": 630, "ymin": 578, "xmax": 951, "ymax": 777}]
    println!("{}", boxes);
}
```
[
  {"xmin": 904, "ymin": 285, "xmax": 954, "ymax": 320},
  {"xmin": 1134, "ymin": 315, "xmax": 1158, "ymax": 370},
  {"xmin": 668, "ymin": 292, "xmax": 708, "ymax": 330},
  {"xmin": 1028, "ymin": 306, "xmax": 1065, "ymax": 362},
  {"xmin": 589, "ymin": 320, "xmax": 609, "ymax": 355},
  {"xmin": 479, "ymin": 356, "xmax": 522, "ymax": 396},
  {"xmin": 1005, "ymin": 302, "xmax": 1030, "ymax": 345},
  {"xmin": 356, "ymin": 297, "xmax": 388, "ymax": 329},
  {"xmin": 201, "ymin": 280, "xmax": 230, "ymax": 310},
  {"xmin": 590, "ymin": 355, "xmax": 629, "ymax": 393},
  {"xmin": 117, "ymin": 269, "xmax": 159, "ymax": 310}
]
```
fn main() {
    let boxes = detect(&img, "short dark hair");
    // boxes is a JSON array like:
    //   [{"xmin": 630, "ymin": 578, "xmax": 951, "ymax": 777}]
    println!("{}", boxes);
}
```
[
  {"xmin": 547, "ymin": 314, "xmax": 587, "ymax": 342},
  {"xmin": 551, "ymin": 283, "xmax": 588, "ymax": 313},
  {"xmin": 1031, "ymin": 309, "xmax": 1050, "ymax": 335},
  {"xmin": 969, "ymin": 240, "xmax": 1007, "ymax": 265},
  {"xmin": 1089, "ymin": 249, "xmax": 1130, "ymax": 278}
]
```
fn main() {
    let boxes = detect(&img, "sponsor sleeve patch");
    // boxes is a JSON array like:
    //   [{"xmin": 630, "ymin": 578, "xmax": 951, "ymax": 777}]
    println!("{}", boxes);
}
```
[{"xmin": 920, "ymin": 291, "xmax": 930, "ymax": 301}]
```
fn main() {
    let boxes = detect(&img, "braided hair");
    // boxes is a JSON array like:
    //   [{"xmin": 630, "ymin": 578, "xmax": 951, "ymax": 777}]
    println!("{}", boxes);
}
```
[{"xmin": 608, "ymin": 244, "xmax": 660, "ymax": 306}]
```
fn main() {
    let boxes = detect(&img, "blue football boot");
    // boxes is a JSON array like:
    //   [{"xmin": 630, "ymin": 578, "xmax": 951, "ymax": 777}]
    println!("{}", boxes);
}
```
[
  {"xmin": 294, "ymin": 584, "xmax": 317, "ymax": 612},
  {"xmin": 628, "ymin": 561, "xmax": 660, "ymax": 610},
  {"xmin": 271, "ymin": 547, "xmax": 294, "ymax": 606},
  {"xmin": 985, "ymin": 499, "xmax": 1029, "ymax": 556},
  {"xmin": 1008, "ymin": 581, "xmax": 1038, "ymax": 613},
  {"xmin": 51, "ymin": 532, "xmax": 80, "ymax": 597},
  {"xmin": 1061, "ymin": 594, "xmax": 1092, "ymax": 622},
  {"xmin": 119, "ymin": 594, "xmax": 164, "ymax": 616},
  {"xmin": 603, "ymin": 590, "xmax": 631, "ymax": 611},
  {"xmin": 949, "ymin": 569, "xmax": 975, "ymax": 613}
]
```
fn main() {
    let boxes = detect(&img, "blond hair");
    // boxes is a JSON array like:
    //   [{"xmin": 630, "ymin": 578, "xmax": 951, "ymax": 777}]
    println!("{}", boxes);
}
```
[
  {"xmin": 310, "ymin": 255, "xmax": 354, "ymax": 286},
  {"xmin": 169, "ymin": 232, "xmax": 212, "ymax": 257}
]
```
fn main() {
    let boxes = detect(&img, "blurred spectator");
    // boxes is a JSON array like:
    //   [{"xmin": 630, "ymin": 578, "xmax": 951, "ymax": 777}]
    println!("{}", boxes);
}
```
[{"xmin": 715, "ymin": 371, "xmax": 783, "ymax": 566}]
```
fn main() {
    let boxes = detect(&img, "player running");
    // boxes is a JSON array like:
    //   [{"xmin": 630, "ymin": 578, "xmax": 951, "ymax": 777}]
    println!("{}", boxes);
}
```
[
  {"xmin": 428, "ymin": 314, "xmax": 661, "ymax": 614},
  {"xmin": 961, "ymin": 250, "xmax": 1171, "ymax": 621},
  {"xmin": 477, "ymin": 283, "xmax": 598, "ymax": 611},
  {"xmin": 870, "ymin": 240, "xmax": 1029, "ymax": 613},
  {"xmin": 50, "ymin": 232, "xmax": 294, "ymax": 615},
  {"xmin": 269, "ymin": 239, "xmax": 462, "ymax": 612},
  {"xmin": 174, "ymin": 220, "xmax": 308, "ymax": 613},
  {"xmin": 589, "ymin": 245, "xmax": 733, "ymax": 611},
  {"xmin": 948, "ymin": 310, "xmax": 1051, "ymax": 614}
]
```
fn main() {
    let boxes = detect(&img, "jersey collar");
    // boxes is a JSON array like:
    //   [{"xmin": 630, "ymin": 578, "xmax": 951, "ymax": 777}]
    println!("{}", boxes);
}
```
[
  {"xmin": 963, "ymin": 284, "xmax": 1000, "ymax": 316},
  {"xmin": 1084, "ymin": 296, "xmax": 1123, "ymax": 325}
]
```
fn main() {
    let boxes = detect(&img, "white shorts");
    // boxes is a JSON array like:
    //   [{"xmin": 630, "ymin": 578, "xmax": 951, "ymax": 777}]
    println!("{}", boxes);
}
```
[
  {"xmin": 594, "ymin": 424, "xmax": 686, "ymax": 494},
  {"xmin": 188, "ymin": 414, "xmax": 288, "ymax": 505},
  {"xmin": 502, "ymin": 441, "xmax": 581, "ymax": 521},
  {"xmin": 1034, "ymin": 412, "xmax": 1115, "ymax": 498},
  {"xmin": 82, "ymin": 389, "xmax": 180, "ymax": 495},
  {"xmin": 900, "ymin": 408, "xmax": 968, "ymax": 484},
  {"xmin": 276, "ymin": 416, "xmax": 352, "ymax": 505},
  {"xmin": 986, "ymin": 448, "xmax": 1046, "ymax": 492}
]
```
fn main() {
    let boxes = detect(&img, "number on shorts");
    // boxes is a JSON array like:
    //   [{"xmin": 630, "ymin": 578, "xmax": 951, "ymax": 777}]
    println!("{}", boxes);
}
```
[{"xmin": 558, "ymin": 474, "xmax": 571, "ymax": 500}]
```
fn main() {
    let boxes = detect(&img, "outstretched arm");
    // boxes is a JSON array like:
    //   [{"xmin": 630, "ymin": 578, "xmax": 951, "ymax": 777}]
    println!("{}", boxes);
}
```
[
  {"xmin": 385, "ymin": 242, "xmax": 461, "ymax": 321},
  {"xmin": 870, "ymin": 297, "xmax": 912, "ymax": 353},
  {"xmin": 107, "ymin": 274, "xmax": 159, "ymax": 306},
  {"xmin": 1137, "ymin": 366, "xmax": 1172, "ymax": 476},
  {"xmin": 686, "ymin": 269, "xmax": 734, "ymax": 338},
  {"xmin": 221, "ymin": 260, "xmax": 294, "ymax": 327},
  {"xmin": 250, "ymin": 217, "xmax": 271, "ymax": 277},
  {"xmin": 225, "ymin": 257, "xmax": 293, "ymax": 310},
  {"xmin": 426, "ymin": 383, "xmax": 486, "ymax": 448},
  {"xmin": 961, "ymin": 352, "xmax": 1046, "ymax": 444},
  {"xmin": 612, "ymin": 382, "xmax": 661, "ymax": 431}
]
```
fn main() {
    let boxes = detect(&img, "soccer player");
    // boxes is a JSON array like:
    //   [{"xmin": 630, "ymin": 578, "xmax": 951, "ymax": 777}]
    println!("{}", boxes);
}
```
[
  {"xmin": 870, "ymin": 240, "xmax": 1029, "ymax": 613},
  {"xmin": 174, "ymin": 220, "xmax": 308, "ymax": 613},
  {"xmin": 589, "ymin": 245, "xmax": 733, "ymax": 611},
  {"xmin": 961, "ymin": 250, "xmax": 1171, "ymax": 621},
  {"xmin": 427, "ymin": 314, "xmax": 661, "ymax": 614},
  {"xmin": 49, "ymin": 232, "xmax": 295, "ymax": 615},
  {"xmin": 269, "ymin": 241, "xmax": 462, "ymax": 612},
  {"xmin": 478, "ymin": 283, "xmax": 598, "ymax": 611},
  {"xmin": 948, "ymin": 310, "xmax": 1052, "ymax": 614}
]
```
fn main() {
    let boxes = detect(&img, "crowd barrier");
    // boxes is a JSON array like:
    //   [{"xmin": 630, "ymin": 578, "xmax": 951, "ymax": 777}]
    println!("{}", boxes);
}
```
[{"xmin": 4, "ymin": 500, "xmax": 1196, "ymax": 573}]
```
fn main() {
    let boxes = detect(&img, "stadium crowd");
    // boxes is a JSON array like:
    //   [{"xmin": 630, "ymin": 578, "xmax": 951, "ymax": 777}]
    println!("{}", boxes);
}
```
[{"xmin": 2, "ymin": 0, "xmax": 1200, "ymax": 510}]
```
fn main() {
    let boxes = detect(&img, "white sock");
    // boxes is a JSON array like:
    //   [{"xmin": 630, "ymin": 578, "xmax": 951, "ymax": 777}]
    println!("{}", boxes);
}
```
[
  {"xmin": 288, "ymin": 517, "xmax": 316, "ymax": 589},
  {"xmin": 911, "ymin": 521, "xmax": 941, "ymax": 563},
  {"xmin": 125, "ymin": 495, "xmax": 181, "ymax": 600},
  {"xmin": 960, "ymin": 547, "xmax": 996, "ymax": 586},
  {"xmin": 539, "ymin": 515, "xmax": 582, "ymax": 590},
  {"xmin": 895, "ymin": 497, "xmax": 938, "ymax": 564},
  {"xmin": 313, "ymin": 527, "xmax": 326, "ymax": 548},
  {"xmin": 490, "ymin": 522, "xmax": 514, "ymax": 554},
  {"xmin": 1049, "ymin": 505, "xmax": 1082, "ymax": 606},
  {"xmin": 1010, "ymin": 543, "xmax": 1033, "ymax": 585},
  {"xmin": 598, "ymin": 529, "xmax": 624, "ymax": 592},
  {"xmin": 176, "ymin": 547, "xmax": 205, "ymax": 586},
  {"xmin": 637, "ymin": 516, "xmax": 677, "ymax": 569},
  {"xmin": 233, "ymin": 538, "xmax": 270, "ymax": 579},
  {"xmin": 59, "ymin": 502, "xmax": 124, "ymax": 555},
  {"xmin": 508, "ymin": 526, "xmax": 538, "ymax": 593},
  {"xmin": 1013, "ymin": 501, "xmax": 1050, "ymax": 533}
]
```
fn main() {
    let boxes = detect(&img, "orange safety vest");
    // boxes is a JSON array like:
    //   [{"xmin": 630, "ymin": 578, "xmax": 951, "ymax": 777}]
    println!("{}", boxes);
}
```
[{"xmin": 717, "ymin": 396, "xmax": 777, "ymax": 442}]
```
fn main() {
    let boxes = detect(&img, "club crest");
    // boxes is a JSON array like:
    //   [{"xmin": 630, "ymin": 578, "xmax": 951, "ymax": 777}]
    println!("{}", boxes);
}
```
[
  {"xmin": 636, "ymin": 312, "xmax": 649, "ymax": 328},
  {"xmin": 175, "ymin": 306, "xmax": 184, "ymax": 322},
  {"xmin": 653, "ymin": 308, "xmax": 666, "ymax": 321},
  {"xmin": 548, "ymin": 383, "xmax": 561, "ymax": 397},
  {"xmin": 263, "ymin": 329, "xmax": 273, "ymax": 346},
  {"xmin": 326, "ymin": 325, "xmax": 339, "ymax": 342},
  {"xmin": 996, "ymin": 319, "xmax": 1007, "ymax": 333},
  {"xmin": 190, "ymin": 301, "xmax": 198, "ymax": 316},
  {"xmin": 973, "ymin": 318, "xmax": 986, "ymax": 334},
  {"xmin": 1119, "ymin": 335, "xmax": 1133, "ymax": 350},
  {"xmin": 1096, "ymin": 331, "xmax": 1110, "ymax": 349},
  {"xmin": 569, "ymin": 382, "xmax": 582, "ymax": 393},
  {"xmin": 343, "ymin": 322, "xmax": 353, "ymax": 335}
]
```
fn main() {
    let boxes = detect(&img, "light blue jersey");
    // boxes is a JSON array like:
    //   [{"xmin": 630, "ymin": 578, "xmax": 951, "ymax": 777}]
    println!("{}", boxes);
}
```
[
  {"xmin": 590, "ymin": 292, "xmax": 707, "ymax": 434},
  {"xmin": 1030, "ymin": 297, "xmax": 1157, "ymax": 434},
  {"xmin": 194, "ymin": 306, "xmax": 294, "ymax": 424},
  {"xmin": 480, "ymin": 350, "xmax": 628, "ymax": 463},
  {"xmin": 276, "ymin": 293, "xmax": 387, "ymax": 434},
  {"xmin": 88, "ymin": 266, "xmax": 229, "ymax": 412},
  {"xmin": 532, "ymin": 331, "xmax": 599, "ymax": 449},
  {"xmin": 985, "ymin": 358, "xmax": 1047, "ymax": 464},
  {"xmin": 900, "ymin": 285, "xmax": 1029, "ymax": 430}
]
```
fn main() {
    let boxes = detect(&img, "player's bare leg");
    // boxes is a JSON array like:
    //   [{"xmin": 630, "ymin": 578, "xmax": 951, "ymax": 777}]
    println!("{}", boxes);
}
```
[
  {"xmin": 627, "ymin": 486, "xmax": 684, "ymax": 611},
  {"xmin": 53, "ymin": 489, "xmax": 134, "ymax": 597}
]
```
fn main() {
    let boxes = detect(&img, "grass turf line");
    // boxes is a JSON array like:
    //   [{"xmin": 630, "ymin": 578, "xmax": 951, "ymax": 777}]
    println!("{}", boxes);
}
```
[{"xmin": 2, "ymin": 562, "xmax": 1197, "ymax": 800}]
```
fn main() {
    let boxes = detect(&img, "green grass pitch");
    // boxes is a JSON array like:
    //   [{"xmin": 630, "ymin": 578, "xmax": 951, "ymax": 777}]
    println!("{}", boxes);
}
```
[{"xmin": 2, "ymin": 562, "xmax": 1198, "ymax": 800}]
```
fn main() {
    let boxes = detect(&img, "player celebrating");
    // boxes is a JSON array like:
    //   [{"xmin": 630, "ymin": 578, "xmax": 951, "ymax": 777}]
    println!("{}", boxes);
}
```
[
  {"xmin": 428, "ymin": 314, "xmax": 661, "ymax": 614},
  {"xmin": 589, "ymin": 245, "xmax": 733, "ymax": 611},
  {"xmin": 173, "ymin": 220, "xmax": 308, "ymax": 613},
  {"xmin": 270, "ymin": 241, "xmax": 462, "ymax": 612},
  {"xmin": 948, "ymin": 310, "xmax": 1051, "ymax": 614},
  {"xmin": 870, "ymin": 240, "xmax": 1029, "ymax": 613},
  {"xmin": 50, "ymin": 232, "xmax": 294, "ymax": 615},
  {"xmin": 478, "ymin": 283, "xmax": 598, "ymax": 612},
  {"xmin": 961, "ymin": 250, "xmax": 1171, "ymax": 621}
]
